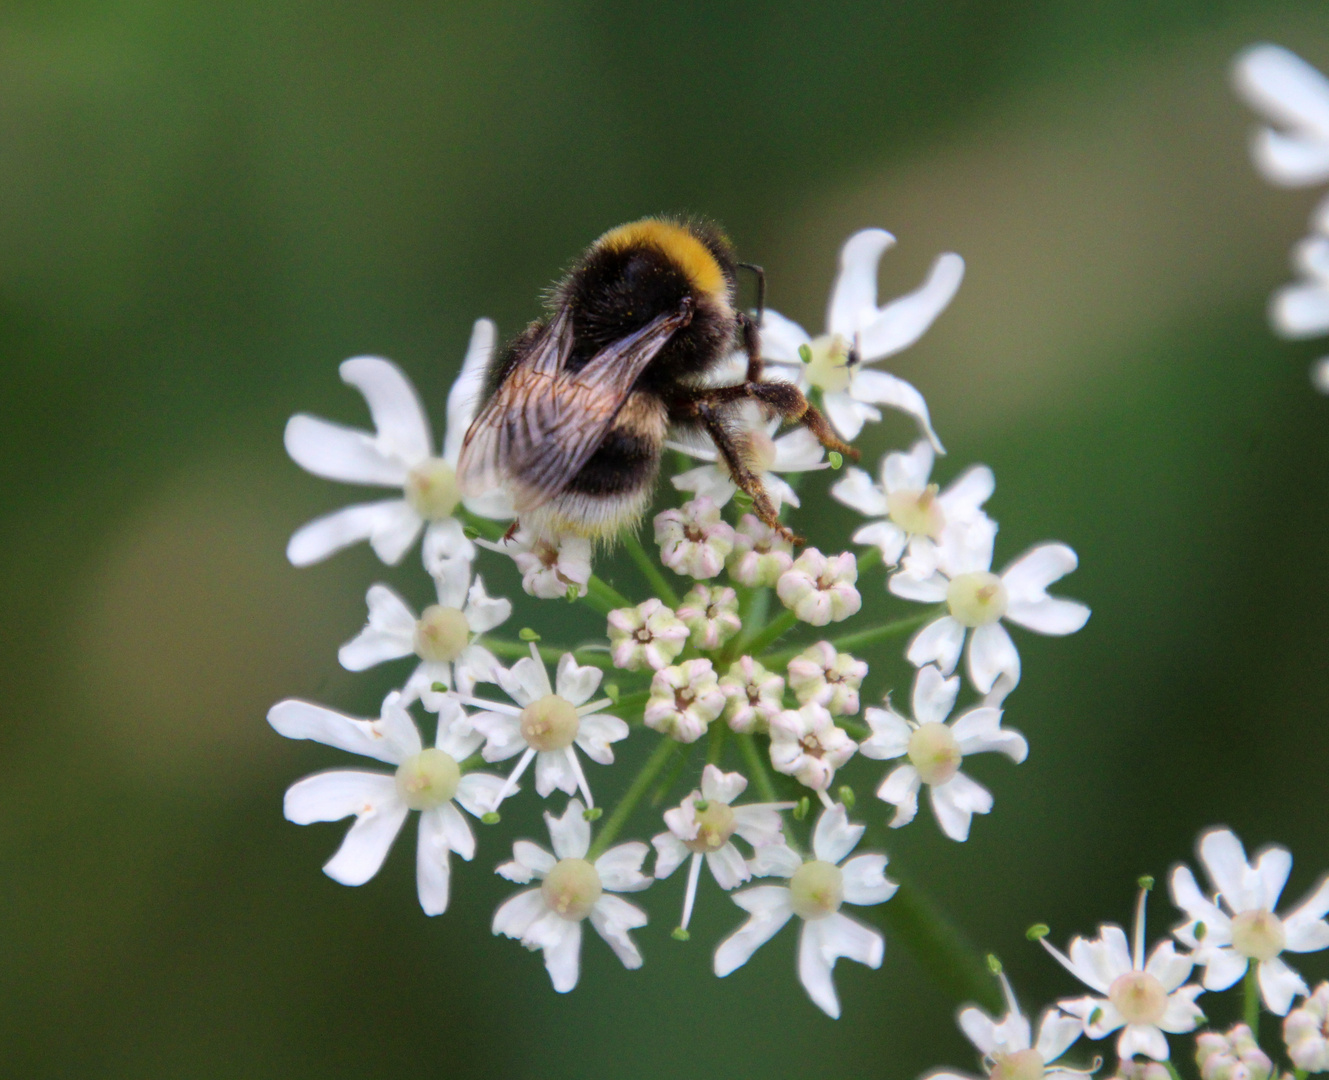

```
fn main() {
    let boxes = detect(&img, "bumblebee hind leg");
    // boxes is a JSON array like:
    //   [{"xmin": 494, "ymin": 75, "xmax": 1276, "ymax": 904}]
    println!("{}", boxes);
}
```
[{"xmin": 682, "ymin": 399, "xmax": 802, "ymax": 544}]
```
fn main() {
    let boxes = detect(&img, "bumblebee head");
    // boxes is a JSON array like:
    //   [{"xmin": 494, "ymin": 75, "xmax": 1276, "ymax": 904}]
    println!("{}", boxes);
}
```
[{"xmin": 593, "ymin": 217, "xmax": 735, "ymax": 303}]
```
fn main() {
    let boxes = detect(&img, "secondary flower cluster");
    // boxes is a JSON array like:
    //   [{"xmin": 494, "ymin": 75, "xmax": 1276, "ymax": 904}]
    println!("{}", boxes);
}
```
[
  {"xmin": 266, "ymin": 227, "xmax": 1090, "ymax": 1015},
  {"xmin": 1234, "ymin": 43, "xmax": 1329, "ymax": 391},
  {"xmin": 922, "ymin": 826, "xmax": 1329, "ymax": 1080}
]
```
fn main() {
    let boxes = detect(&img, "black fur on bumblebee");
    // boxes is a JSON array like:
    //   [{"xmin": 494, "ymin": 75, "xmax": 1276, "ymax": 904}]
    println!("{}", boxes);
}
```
[{"xmin": 457, "ymin": 216, "xmax": 857, "ymax": 545}]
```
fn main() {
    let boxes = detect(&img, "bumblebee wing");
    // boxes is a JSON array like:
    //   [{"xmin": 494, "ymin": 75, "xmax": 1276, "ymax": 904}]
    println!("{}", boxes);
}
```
[{"xmin": 457, "ymin": 303, "xmax": 691, "ymax": 513}]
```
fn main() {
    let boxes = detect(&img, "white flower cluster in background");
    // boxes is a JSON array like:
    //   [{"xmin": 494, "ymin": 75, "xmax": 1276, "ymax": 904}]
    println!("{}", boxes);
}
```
[
  {"xmin": 921, "ymin": 827, "xmax": 1329, "ymax": 1080},
  {"xmin": 1234, "ymin": 43, "xmax": 1329, "ymax": 391},
  {"xmin": 265, "ymin": 226, "xmax": 1093, "ymax": 1017}
]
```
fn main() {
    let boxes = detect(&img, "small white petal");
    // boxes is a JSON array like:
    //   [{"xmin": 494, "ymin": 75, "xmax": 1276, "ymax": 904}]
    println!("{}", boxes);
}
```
[
  {"xmin": 268, "ymin": 697, "xmax": 420, "ymax": 765},
  {"xmin": 1258, "ymin": 955, "xmax": 1309, "ymax": 1015},
  {"xmin": 338, "ymin": 584, "xmax": 418, "ymax": 670},
  {"xmin": 1144, "ymin": 940, "xmax": 1194, "ymax": 993},
  {"xmin": 284, "ymin": 414, "xmax": 407, "ymax": 487},
  {"xmin": 951, "ymin": 707, "xmax": 1028, "ymax": 762},
  {"xmin": 812, "ymin": 804, "xmax": 864, "ymax": 865},
  {"xmin": 968, "ymin": 623, "xmax": 1020, "ymax": 695},
  {"xmin": 912, "ymin": 664, "xmax": 960, "ymax": 726},
  {"xmin": 798, "ymin": 914, "xmax": 884, "ymax": 1019},
  {"xmin": 1199, "ymin": 829, "xmax": 1258, "ymax": 911},
  {"xmin": 442, "ymin": 319, "xmax": 495, "ymax": 464},
  {"xmin": 1001, "ymin": 544, "xmax": 1078, "ymax": 600},
  {"xmin": 929, "ymin": 772, "xmax": 992, "ymax": 842},
  {"xmin": 840, "ymin": 854, "xmax": 897, "ymax": 906},
  {"xmin": 878, "ymin": 765, "xmax": 922, "ymax": 827},
  {"xmin": 1004, "ymin": 598, "xmax": 1091, "ymax": 636},
  {"xmin": 287, "ymin": 499, "xmax": 422, "ymax": 567},
  {"xmin": 595, "ymin": 842, "xmax": 652, "ymax": 892},
  {"xmin": 856, "ymin": 252, "xmax": 965, "ymax": 362},
  {"xmin": 1117, "ymin": 1023, "xmax": 1169, "ymax": 1061},
  {"xmin": 541, "ymin": 917, "xmax": 583, "ymax": 993},
  {"xmin": 492, "ymin": 887, "xmax": 546, "ymax": 939},
  {"xmin": 822, "ymin": 390, "xmax": 872, "ymax": 442},
  {"xmin": 454, "ymin": 772, "xmax": 508, "ymax": 819},
  {"xmin": 652, "ymin": 833, "xmax": 691, "ymax": 880},
  {"xmin": 554, "ymin": 653, "xmax": 603, "ymax": 707},
  {"xmin": 1234, "ymin": 44, "xmax": 1329, "ymax": 142},
  {"xmin": 849, "ymin": 369, "xmax": 943, "ymax": 452},
  {"xmin": 748, "ymin": 843, "xmax": 803, "ymax": 879},
  {"xmin": 827, "ymin": 228, "xmax": 897, "ymax": 339},
  {"xmin": 339, "ymin": 355, "xmax": 432, "ymax": 465},
  {"xmin": 534, "ymin": 748, "xmax": 578, "ymax": 798},
  {"xmin": 906, "ymin": 616, "xmax": 966, "ymax": 674},
  {"xmin": 706, "ymin": 843, "xmax": 751, "ymax": 891},
  {"xmin": 1035, "ymin": 1010, "xmax": 1083, "ymax": 1063},
  {"xmin": 547, "ymin": 799, "xmax": 591, "ymax": 860},
  {"xmin": 589, "ymin": 894, "xmax": 647, "ymax": 969},
  {"xmin": 714, "ymin": 886, "xmax": 795, "ymax": 977},
  {"xmin": 859, "ymin": 706, "xmax": 912, "ymax": 760},
  {"xmin": 416, "ymin": 807, "xmax": 453, "ymax": 915}
]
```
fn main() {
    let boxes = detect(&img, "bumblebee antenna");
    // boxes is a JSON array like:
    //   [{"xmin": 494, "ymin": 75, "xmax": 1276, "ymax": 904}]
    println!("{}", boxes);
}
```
[{"xmin": 737, "ymin": 262, "xmax": 766, "ymax": 324}]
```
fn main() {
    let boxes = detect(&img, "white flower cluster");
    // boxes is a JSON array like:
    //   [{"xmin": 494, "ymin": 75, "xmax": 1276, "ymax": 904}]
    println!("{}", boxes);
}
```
[
  {"xmin": 922, "ymin": 827, "xmax": 1329, "ymax": 1080},
  {"xmin": 1234, "ymin": 43, "xmax": 1329, "ymax": 391},
  {"xmin": 265, "ymin": 227, "xmax": 1091, "ymax": 1016}
]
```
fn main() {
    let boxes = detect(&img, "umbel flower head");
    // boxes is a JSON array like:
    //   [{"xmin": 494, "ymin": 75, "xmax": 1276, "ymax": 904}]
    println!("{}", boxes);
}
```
[
  {"xmin": 714, "ymin": 804, "xmax": 897, "ymax": 1018},
  {"xmin": 1041, "ymin": 885, "xmax": 1205, "ymax": 1060},
  {"xmin": 651, "ymin": 765, "xmax": 793, "ymax": 935},
  {"xmin": 860, "ymin": 664, "xmax": 1027, "ymax": 842},
  {"xmin": 267, "ymin": 693, "xmax": 504, "ymax": 915},
  {"xmin": 458, "ymin": 646, "xmax": 627, "ymax": 810},
  {"xmin": 283, "ymin": 320, "xmax": 511, "ymax": 567},
  {"xmin": 924, "ymin": 968, "xmax": 1085, "ymax": 1080},
  {"xmin": 1170, "ymin": 827, "xmax": 1329, "ymax": 1014},
  {"xmin": 337, "ymin": 559, "xmax": 510, "ymax": 710},
  {"xmin": 493, "ymin": 799, "xmax": 651, "ymax": 993},
  {"xmin": 760, "ymin": 228, "xmax": 964, "ymax": 445},
  {"xmin": 892, "ymin": 517, "xmax": 1090, "ymax": 694}
]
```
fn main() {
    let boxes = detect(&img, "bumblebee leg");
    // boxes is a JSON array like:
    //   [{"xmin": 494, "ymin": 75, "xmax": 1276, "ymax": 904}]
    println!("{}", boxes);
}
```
[
  {"xmin": 737, "ymin": 311, "xmax": 764, "ymax": 382},
  {"xmin": 688, "ymin": 380, "xmax": 860, "ymax": 461},
  {"xmin": 690, "ymin": 402, "xmax": 802, "ymax": 545}
]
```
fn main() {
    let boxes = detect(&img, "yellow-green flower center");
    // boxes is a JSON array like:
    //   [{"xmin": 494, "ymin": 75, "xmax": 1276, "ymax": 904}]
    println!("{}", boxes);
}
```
[
  {"xmin": 887, "ymin": 484, "xmax": 945, "ymax": 538},
  {"xmin": 541, "ymin": 857, "xmax": 602, "ymax": 921},
  {"xmin": 413, "ymin": 605, "xmax": 470, "ymax": 662},
  {"xmin": 908, "ymin": 722, "xmax": 962, "ymax": 785},
  {"xmin": 804, "ymin": 334, "xmax": 853, "ymax": 395},
  {"xmin": 684, "ymin": 800, "xmax": 737, "ymax": 853},
  {"xmin": 1108, "ymin": 971, "xmax": 1167, "ymax": 1025},
  {"xmin": 947, "ymin": 571, "xmax": 1008, "ymax": 628},
  {"xmin": 990, "ymin": 1049, "xmax": 1046, "ymax": 1080},
  {"xmin": 394, "ymin": 748, "xmax": 461, "ymax": 810},
  {"xmin": 1231, "ymin": 909, "xmax": 1286, "ymax": 961},
  {"xmin": 788, "ymin": 859, "xmax": 844, "ymax": 920},
  {"xmin": 519, "ymin": 694, "xmax": 581, "ymax": 752},
  {"xmin": 405, "ymin": 458, "xmax": 461, "ymax": 520}
]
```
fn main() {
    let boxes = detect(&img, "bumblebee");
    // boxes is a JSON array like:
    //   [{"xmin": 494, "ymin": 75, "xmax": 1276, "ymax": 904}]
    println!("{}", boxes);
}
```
[{"xmin": 457, "ymin": 217, "xmax": 855, "ymax": 544}]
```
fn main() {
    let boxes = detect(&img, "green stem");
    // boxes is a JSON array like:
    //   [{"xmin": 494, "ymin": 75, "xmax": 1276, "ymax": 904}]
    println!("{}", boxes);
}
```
[
  {"xmin": 737, "ymin": 608, "xmax": 799, "ymax": 660},
  {"xmin": 609, "ymin": 689, "xmax": 651, "ymax": 716},
  {"xmin": 587, "ymin": 736, "xmax": 677, "ymax": 860},
  {"xmin": 763, "ymin": 608, "xmax": 940, "ymax": 668},
  {"xmin": 877, "ymin": 873, "xmax": 1002, "ymax": 1012},
  {"xmin": 736, "ymin": 733, "xmax": 778, "ymax": 802},
  {"xmin": 855, "ymin": 545, "xmax": 882, "ymax": 575},
  {"xmin": 584, "ymin": 574, "xmax": 631, "ymax": 614},
  {"xmin": 1244, "ymin": 963, "xmax": 1260, "ymax": 1040},
  {"xmin": 485, "ymin": 637, "xmax": 615, "ymax": 670},
  {"xmin": 706, "ymin": 721, "xmax": 728, "ymax": 765},
  {"xmin": 1164, "ymin": 1062, "xmax": 1184, "ymax": 1080},
  {"xmin": 623, "ymin": 530, "xmax": 680, "ymax": 608}
]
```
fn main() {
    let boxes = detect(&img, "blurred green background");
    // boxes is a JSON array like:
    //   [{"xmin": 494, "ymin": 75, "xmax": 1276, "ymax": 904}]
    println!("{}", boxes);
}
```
[{"xmin": 5, "ymin": 2, "xmax": 1329, "ymax": 1076}]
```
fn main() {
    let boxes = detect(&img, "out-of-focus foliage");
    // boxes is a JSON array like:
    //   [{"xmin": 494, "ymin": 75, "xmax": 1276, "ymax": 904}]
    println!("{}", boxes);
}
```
[{"xmin": 3, "ymin": 2, "xmax": 1329, "ymax": 1077}]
